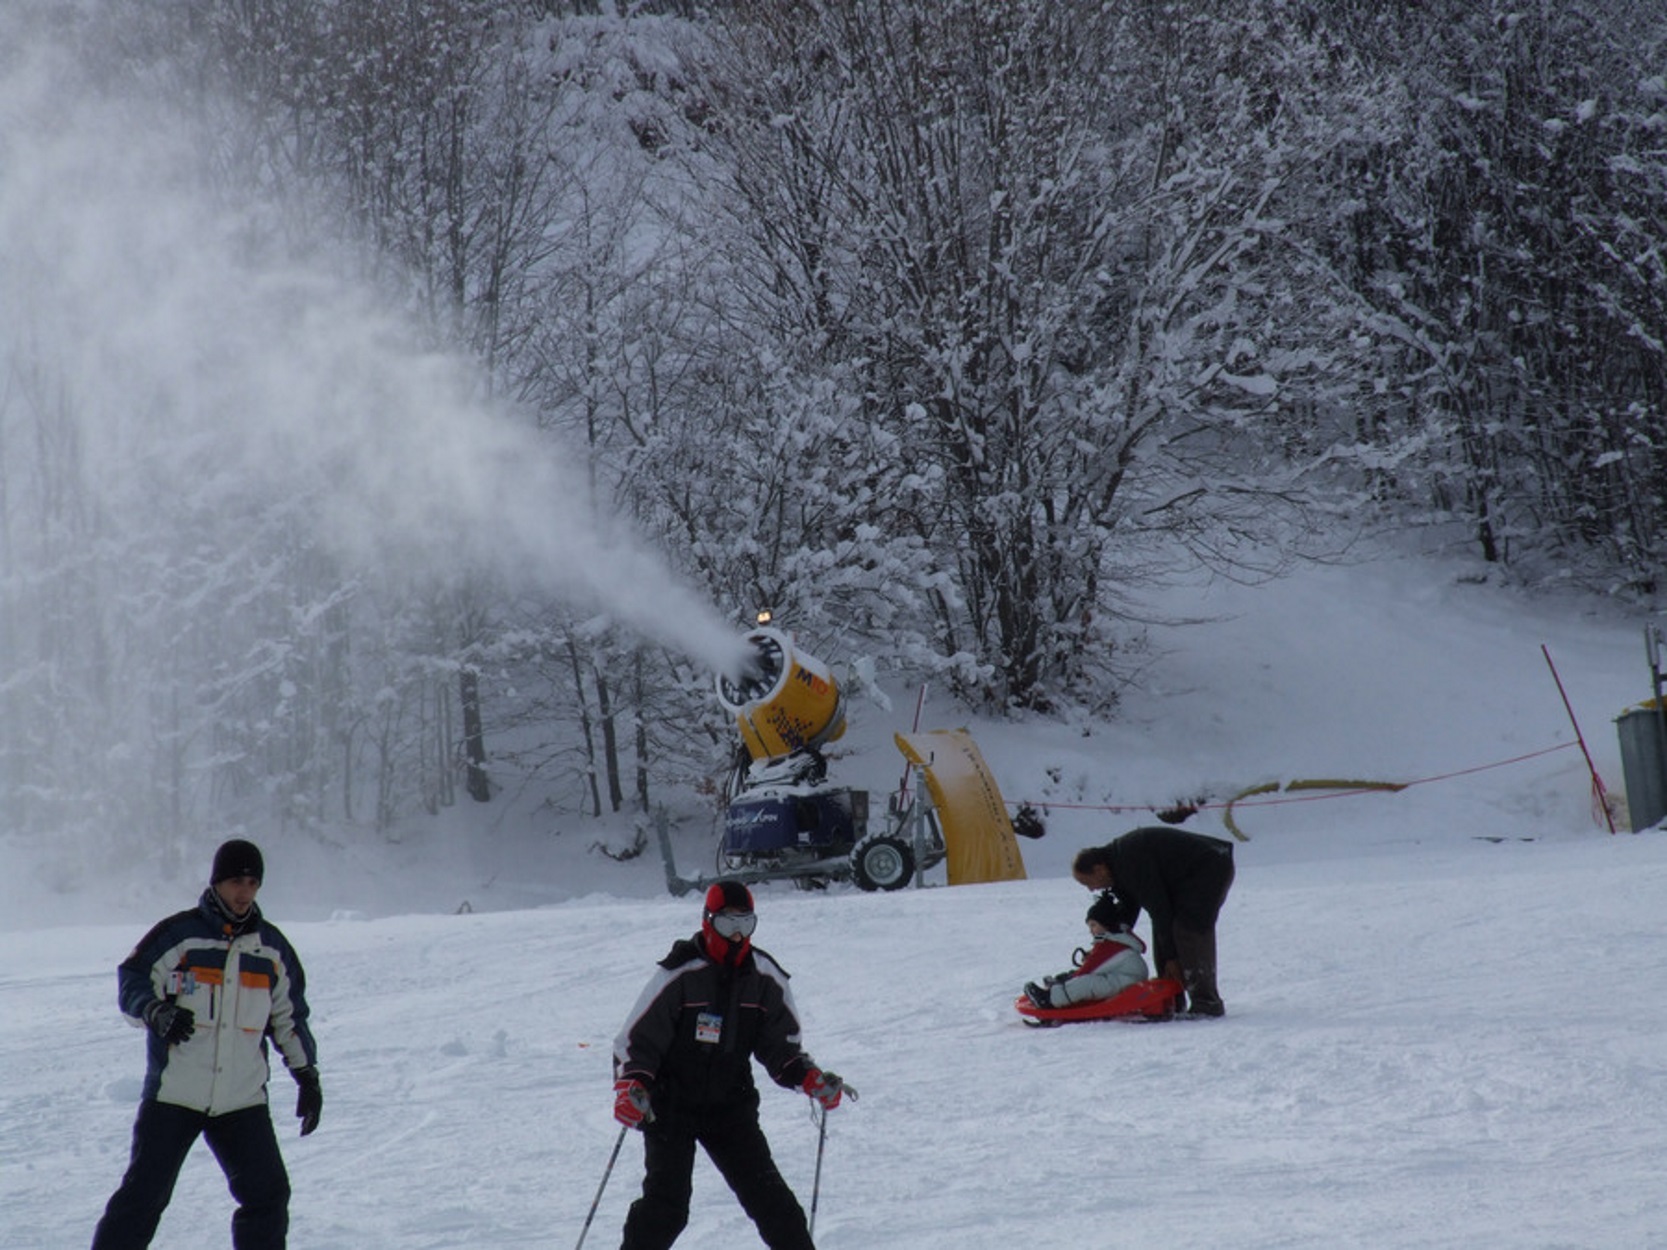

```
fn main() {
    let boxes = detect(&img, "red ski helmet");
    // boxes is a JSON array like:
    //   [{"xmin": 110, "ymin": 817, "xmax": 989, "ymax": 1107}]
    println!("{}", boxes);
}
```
[{"xmin": 702, "ymin": 879, "xmax": 756, "ymax": 964}]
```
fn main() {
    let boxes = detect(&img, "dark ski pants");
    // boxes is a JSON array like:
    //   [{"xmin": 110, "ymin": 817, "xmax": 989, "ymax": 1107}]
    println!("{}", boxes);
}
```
[
  {"xmin": 620, "ymin": 1110, "xmax": 813, "ymax": 1250},
  {"xmin": 1153, "ymin": 841, "xmax": 1235, "ymax": 1013},
  {"xmin": 91, "ymin": 1099, "xmax": 290, "ymax": 1250}
]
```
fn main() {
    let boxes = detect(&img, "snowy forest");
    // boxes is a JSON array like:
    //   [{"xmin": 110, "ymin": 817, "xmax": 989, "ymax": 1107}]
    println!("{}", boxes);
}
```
[{"xmin": 2, "ymin": 0, "xmax": 1664, "ymax": 863}]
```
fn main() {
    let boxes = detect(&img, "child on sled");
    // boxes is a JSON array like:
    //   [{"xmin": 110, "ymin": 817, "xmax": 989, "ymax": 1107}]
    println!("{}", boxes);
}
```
[{"xmin": 1023, "ymin": 891, "xmax": 1150, "ymax": 1010}]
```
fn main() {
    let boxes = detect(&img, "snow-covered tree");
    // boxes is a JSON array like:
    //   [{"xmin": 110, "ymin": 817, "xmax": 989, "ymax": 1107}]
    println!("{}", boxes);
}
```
[
  {"xmin": 668, "ymin": 0, "xmax": 1389, "ymax": 707},
  {"xmin": 1326, "ymin": 0, "xmax": 1667, "ymax": 589}
]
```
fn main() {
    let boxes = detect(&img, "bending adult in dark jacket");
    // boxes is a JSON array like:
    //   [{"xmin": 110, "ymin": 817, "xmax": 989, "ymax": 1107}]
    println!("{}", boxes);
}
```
[
  {"xmin": 92, "ymin": 839, "xmax": 321, "ymax": 1250},
  {"xmin": 1072, "ymin": 827, "xmax": 1236, "ymax": 1016},
  {"xmin": 612, "ymin": 880, "xmax": 846, "ymax": 1250}
]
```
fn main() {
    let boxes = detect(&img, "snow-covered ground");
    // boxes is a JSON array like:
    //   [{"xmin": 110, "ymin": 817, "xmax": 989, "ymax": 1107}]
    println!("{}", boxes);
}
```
[{"xmin": 5, "ymin": 549, "xmax": 1667, "ymax": 1249}]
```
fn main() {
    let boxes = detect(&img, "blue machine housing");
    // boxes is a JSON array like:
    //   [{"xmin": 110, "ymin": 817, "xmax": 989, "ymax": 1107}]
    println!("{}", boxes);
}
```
[{"xmin": 723, "ymin": 786, "xmax": 869, "ymax": 855}]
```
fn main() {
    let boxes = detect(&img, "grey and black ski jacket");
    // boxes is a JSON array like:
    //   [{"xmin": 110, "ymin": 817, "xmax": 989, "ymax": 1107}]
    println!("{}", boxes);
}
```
[
  {"xmin": 116, "ymin": 889, "xmax": 317, "ymax": 1115},
  {"xmin": 613, "ymin": 935, "xmax": 815, "ymax": 1123}
]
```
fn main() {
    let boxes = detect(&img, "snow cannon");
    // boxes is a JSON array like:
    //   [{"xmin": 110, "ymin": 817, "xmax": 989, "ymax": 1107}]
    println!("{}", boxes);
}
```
[
  {"xmin": 655, "ymin": 627, "xmax": 987, "ymax": 896},
  {"xmin": 702, "ymin": 628, "xmax": 905, "ymax": 892},
  {"xmin": 716, "ymin": 628, "xmax": 847, "ymax": 763}
]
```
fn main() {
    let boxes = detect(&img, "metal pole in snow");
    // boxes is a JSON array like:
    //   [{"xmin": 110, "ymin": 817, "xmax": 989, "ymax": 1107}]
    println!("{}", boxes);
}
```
[
  {"xmin": 575, "ymin": 1126, "xmax": 629, "ymax": 1250},
  {"xmin": 893, "ymin": 682, "xmax": 929, "ymax": 810},
  {"xmin": 807, "ymin": 1082, "xmax": 857, "ymax": 1237},
  {"xmin": 1648, "ymin": 626, "xmax": 1667, "ymax": 806},
  {"xmin": 1541, "ymin": 644, "xmax": 1617, "ymax": 833},
  {"xmin": 808, "ymin": 1107, "xmax": 828, "ymax": 1238}
]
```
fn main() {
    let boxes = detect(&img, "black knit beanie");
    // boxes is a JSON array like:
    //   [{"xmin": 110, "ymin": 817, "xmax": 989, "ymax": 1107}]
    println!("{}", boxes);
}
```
[
  {"xmin": 211, "ymin": 839, "xmax": 265, "ymax": 885},
  {"xmin": 1086, "ymin": 890, "xmax": 1130, "ymax": 931}
]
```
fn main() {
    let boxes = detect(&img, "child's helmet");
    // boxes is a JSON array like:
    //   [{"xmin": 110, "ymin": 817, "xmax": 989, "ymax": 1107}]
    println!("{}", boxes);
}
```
[{"xmin": 701, "ymin": 879, "xmax": 756, "ymax": 964}]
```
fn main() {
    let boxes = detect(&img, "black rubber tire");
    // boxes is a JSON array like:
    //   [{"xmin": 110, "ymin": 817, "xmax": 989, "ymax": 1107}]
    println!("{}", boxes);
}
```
[{"xmin": 851, "ymin": 834, "xmax": 914, "ymax": 892}]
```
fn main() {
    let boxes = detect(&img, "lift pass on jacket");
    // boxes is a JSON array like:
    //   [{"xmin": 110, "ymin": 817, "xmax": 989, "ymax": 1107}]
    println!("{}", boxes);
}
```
[{"xmin": 695, "ymin": 1011, "xmax": 723, "ymax": 1044}]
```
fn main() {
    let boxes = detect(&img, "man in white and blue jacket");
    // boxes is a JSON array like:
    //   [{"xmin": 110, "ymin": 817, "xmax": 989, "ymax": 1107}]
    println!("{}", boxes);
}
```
[{"xmin": 91, "ymin": 840, "xmax": 320, "ymax": 1250}]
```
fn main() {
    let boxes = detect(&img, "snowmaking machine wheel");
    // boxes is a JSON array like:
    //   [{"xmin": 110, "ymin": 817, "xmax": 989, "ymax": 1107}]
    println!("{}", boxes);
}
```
[{"xmin": 850, "ymin": 833, "xmax": 914, "ymax": 892}]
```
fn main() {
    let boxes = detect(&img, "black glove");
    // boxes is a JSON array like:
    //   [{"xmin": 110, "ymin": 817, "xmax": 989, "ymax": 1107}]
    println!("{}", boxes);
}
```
[
  {"xmin": 293, "ymin": 1066, "xmax": 322, "ymax": 1136},
  {"xmin": 143, "ymin": 1000, "xmax": 195, "ymax": 1045}
]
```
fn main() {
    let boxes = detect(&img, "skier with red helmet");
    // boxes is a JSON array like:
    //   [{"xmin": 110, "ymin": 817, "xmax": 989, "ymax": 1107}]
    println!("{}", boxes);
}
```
[{"xmin": 611, "ymin": 880, "xmax": 846, "ymax": 1249}]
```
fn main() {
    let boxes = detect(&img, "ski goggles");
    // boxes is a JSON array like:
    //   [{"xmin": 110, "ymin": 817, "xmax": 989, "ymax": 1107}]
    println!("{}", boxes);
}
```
[{"xmin": 708, "ymin": 909, "xmax": 757, "ymax": 940}]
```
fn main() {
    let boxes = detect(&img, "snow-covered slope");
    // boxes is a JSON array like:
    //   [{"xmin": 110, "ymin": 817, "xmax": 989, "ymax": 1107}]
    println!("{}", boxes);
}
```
[{"xmin": 5, "ymin": 551, "xmax": 1665, "ymax": 1248}]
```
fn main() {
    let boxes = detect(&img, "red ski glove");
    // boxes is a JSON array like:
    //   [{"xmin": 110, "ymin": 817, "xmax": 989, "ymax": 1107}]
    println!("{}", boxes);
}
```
[
  {"xmin": 613, "ymin": 1079, "xmax": 653, "ymax": 1129},
  {"xmin": 802, "ymin": 1068, "xmax": 844, "ymax": 1111}
]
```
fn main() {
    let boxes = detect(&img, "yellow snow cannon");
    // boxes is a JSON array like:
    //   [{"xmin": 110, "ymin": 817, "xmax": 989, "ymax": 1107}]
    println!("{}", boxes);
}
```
[{"xmin": 716, "ymin": 628, "xmax": 847, "ymax": 762}]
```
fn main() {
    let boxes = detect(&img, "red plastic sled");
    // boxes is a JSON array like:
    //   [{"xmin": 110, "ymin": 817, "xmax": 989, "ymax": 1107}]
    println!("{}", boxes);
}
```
[{"xmin": 1014, "ymin": 977, "xmax": 1184, "ymax": 1027}]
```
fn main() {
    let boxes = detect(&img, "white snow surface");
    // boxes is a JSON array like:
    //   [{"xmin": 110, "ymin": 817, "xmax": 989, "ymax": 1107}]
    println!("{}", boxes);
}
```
[{"xmin": 5, "ymin": 550, "xmax": 1667, "ymax": 1249}]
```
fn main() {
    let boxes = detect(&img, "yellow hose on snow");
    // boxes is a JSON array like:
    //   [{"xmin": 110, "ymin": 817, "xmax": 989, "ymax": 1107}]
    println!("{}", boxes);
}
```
[{"xmin": 1222, "ymin": 778, "xmax": 1407, "ymax": 841}]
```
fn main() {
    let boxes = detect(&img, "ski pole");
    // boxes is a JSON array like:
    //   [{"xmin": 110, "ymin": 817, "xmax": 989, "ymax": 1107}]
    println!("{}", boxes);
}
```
[
  {"xmin": 807, "ymin": 1081, "xmax": 855, "ymax": 1238},
  {"xmin": 808, "ymin": 1106, "xmax": 828, "ymax": 1239},
  {"xmin": 575, "ymin": 1125, "xmax": 629, "ymax": 1250}
]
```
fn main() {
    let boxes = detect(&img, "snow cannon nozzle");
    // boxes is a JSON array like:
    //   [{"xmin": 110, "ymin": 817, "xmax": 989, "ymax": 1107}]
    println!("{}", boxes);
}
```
[
  {"xmin": 716, "ymin": 629, "xmax": 787, "ymax": 710},
  {"xmin": 720, "ymin": 640, "xmax": 773, "ymax": 704},
  {"xmin": 714, "ymin": 628, "xmax": 846, "ymax": 762}
]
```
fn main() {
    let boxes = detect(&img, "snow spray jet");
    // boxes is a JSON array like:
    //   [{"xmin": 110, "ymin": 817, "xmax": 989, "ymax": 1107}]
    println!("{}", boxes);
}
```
[{"xmin": 0, "ymin": 31, "xmax": 752, "ymax": 682}]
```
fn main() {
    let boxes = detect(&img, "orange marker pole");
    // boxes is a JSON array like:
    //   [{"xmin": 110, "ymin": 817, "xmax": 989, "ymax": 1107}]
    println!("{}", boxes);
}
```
[{"xmin": 1542, "ymin": 644, "xmax": 1617, "ymax": 833}]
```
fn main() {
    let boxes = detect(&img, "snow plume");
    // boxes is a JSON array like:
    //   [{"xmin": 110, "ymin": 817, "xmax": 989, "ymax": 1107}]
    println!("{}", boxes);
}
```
[{"xmin": 0, "ymin": 27, "xmax": 747, "ymax": 679}]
